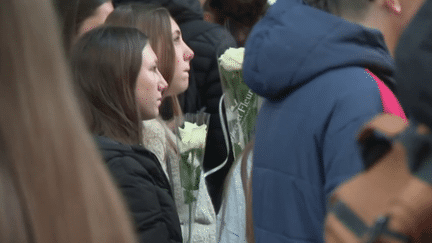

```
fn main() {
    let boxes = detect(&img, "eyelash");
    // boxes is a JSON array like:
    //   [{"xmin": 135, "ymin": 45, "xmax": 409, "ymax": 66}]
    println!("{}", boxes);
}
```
[
  {"xmin": 174, "ymin": 36, "xmax": 180, "ymax": 42},
  {"xmin": 151, "ymin": 67, "xmax": 157, "ymax": 72}
]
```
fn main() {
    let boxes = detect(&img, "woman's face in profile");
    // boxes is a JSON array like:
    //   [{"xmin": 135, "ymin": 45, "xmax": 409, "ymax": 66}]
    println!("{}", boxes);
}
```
[
  {"xmin": 77, "ymin": 1, "xmax": 114, "ymax": 36},
  {"xmin": 136, "ymin": 44, "xmax": 168, "ymax": 120},
  {"xmin": 162, "ymin": 17, "xmax": 194, "ymax": 97}
]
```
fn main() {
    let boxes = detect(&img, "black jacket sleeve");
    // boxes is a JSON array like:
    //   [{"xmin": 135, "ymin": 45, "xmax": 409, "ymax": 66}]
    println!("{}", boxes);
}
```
[{"xmin": 107, "ymin": 156, "xmax": 181, "ymax": 243}]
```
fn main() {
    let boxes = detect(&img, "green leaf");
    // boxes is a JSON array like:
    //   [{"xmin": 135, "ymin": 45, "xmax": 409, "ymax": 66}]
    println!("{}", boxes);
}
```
[
  {"xmin": 180, "ymin": 156, "xmax": 194, "ymax": 190},
  {"xmin": 233, "ymin": 143, "xmax": 243, "ymax": 162},
  {"xmin": 184, "ymin": 190, "xmax": 196, "ymax": 204},
  {"xmin": 195, "ymin": 148, "xmax": 204, "ymax": 160},
  {"xmin": 181, "ymin": 152, "xmax": 190, "ymax": 162}
]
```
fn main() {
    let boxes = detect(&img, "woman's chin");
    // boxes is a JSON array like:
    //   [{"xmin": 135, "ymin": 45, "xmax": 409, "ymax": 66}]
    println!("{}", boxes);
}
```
[{"xmin": 177, "ymin": 85, "xmax": 189, "ymax": 95}]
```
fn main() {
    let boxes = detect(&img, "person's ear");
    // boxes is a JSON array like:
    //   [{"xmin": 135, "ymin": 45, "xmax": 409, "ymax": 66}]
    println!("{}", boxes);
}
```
[
  {"xmin": 203, "ymin": 11, "xmax": 215, "ymax": 23},
  {"xmin": 383, "ymin": 0, "xmax": 402, "ymax": 14}
]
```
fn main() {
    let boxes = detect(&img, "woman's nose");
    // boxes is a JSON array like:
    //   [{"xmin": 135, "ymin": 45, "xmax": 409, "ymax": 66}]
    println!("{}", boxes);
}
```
[
  {"xmin": 159, "ymin": 72, "xmax": 168, "ymax": 91},
  {"xmin": 184, "ymin": 45, "xmax": 194, "ymax": 61}
]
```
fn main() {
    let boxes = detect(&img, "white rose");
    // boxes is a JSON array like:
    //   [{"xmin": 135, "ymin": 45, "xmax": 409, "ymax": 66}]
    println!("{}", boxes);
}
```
[
  {"xmin": 178, "ymin": 122, "xmax": 208, "ymax": 153},
  {"xmin": 219, "ymin": 47, "xmax": 245, "ymax": 71},
  {"xmin": 268, "ymin": 0, "xmax": 277, "ymax": 5}
]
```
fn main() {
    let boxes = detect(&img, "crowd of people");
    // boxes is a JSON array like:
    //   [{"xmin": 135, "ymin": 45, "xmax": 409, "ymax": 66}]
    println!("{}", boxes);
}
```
[{"xmin": 1, "ymin": 0, "xmax": 432, "ymax": 242}]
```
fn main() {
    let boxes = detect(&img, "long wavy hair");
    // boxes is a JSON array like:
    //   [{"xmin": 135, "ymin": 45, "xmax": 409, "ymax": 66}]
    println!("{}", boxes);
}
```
[
  {"xmin": 105, "ymin": 3, "xmax": 183, "ymax": 122},
  {"xmin": 71, "ymin": 26, "xmax": 148, "ymax": 145},
  {"xmin": 0, "ymin": 0, "xmax": 137, "ymax": 242}
]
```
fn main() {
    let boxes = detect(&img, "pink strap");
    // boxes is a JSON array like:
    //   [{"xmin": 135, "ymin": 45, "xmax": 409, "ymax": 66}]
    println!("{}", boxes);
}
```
[{"xmin": 365, "ymin": 69, "xmax": 408, "ymax": 124}]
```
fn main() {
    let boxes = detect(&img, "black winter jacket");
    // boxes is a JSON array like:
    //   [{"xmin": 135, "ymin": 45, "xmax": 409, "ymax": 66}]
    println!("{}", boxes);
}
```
[
  {"xmin": 95, "ymin": 136, "xmax": 182, "ymax": 243},
  {"xmin": 113, "ymin": 0, "xmax": 237, "ymax": 213}
]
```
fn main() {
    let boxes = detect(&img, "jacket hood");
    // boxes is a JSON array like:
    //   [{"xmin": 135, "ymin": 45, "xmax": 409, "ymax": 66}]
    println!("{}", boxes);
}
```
[
  {"xmin": 113, "ymin": 0, "xmax": 203, "ymax": 24},
  {"xmin": 243, "ymin": 0, "xmax": 395, "ymax": 100}
]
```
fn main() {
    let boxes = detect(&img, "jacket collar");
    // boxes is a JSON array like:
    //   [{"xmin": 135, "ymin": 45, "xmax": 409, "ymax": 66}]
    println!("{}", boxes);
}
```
[{"xmin": 94, "ymin": 136, "xmax": 152, "ymax": 154}]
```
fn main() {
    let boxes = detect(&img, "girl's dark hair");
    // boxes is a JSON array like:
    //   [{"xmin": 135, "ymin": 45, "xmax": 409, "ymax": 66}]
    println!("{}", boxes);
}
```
[
  {"xmin": 207, "ymin": 0, "xmax": 268, "ymax": 46},
  {"xmin": 76, "ymin": 0, "xmax": 109, "ymax": 30},
  {"xmin": 208, "ymin": 0, "xmax": 268, "ymax": 27},
  {"xmin": 71, "ymin": 26, "xmax": 148, "ymax": 145}
]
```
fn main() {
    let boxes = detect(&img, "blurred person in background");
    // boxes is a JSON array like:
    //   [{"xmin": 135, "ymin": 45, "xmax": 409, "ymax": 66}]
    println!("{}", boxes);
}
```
[
  {"xmin": 52, "ymin": 0, "xmax": 114, "ymax": 54},
  {"xmin": 243, "ymin": 0, "xmax": 423, "ymax": 242},
  {"xmin": 205, "ymin": 0, "xmax": 268, "ymax": 46},
  {"xmin": 199, "ymin": 0, "xmax": 216, "ymax": 23},
  {"xmin": 105, "ymin": 4, "xmax": 217, "ymax": 242},
  {"xmin": 71, "ymin": 25, "xmax": 184, "ymax": 243},
  {"xmin": 325, "ymin": 1, "xmax": 432, "ymax": 241},
  {"xmin": 111, "ymin": 0, "xmax": 237, "ymax": 214},
  {"xmin": 0, "ymin": 0, "xmax": 137, "ymax": 242}
]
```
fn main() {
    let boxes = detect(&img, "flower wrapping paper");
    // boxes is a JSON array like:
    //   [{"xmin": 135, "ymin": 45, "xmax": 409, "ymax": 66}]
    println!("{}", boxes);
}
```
[
  {"xmin": 218, "ymin": 47, "xmax": 262, "ymax": 161},
  {"xmin": 176, "ymin": 112, "xmax": 211, "ymax": 243}
]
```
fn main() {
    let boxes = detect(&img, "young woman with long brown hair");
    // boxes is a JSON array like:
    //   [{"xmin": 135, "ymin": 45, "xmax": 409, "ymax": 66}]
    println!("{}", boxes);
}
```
[
  {"xmin": 105, "ymin": 4, "xmax": 218, "ymax": 242},
  {"xmin": 0, "ymin": 0, "xmax": 137, "ymax": 242},
  {"xmin": 70, "ymin": 25, "xmax": 183, "ymax": 242}
]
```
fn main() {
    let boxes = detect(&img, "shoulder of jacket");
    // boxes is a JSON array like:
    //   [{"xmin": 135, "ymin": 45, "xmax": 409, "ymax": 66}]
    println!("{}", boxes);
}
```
[
  {"xmin": 308, "ymin": 67, "xmax": 384, "ymax": 97},
  {"xmin": 104, "ymin": 150, "xmax": 144, "ymax": 167},
  {"xmin": 103, "ymin": 146, "xmax": 158, "ymax": 168},
  {"xmin": 315, "ymin": 67, "xmax": 375, "ymax": 82}
]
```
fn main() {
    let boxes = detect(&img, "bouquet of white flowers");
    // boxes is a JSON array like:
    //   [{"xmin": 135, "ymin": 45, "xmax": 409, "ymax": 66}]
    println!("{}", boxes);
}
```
[
  {"xmin": 218, "ymin": 47, "xmax": 263, "ymax": 162},
  {"xmin": 177, "ymin": 112, "xmax": 210, "ymax": 243}
]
